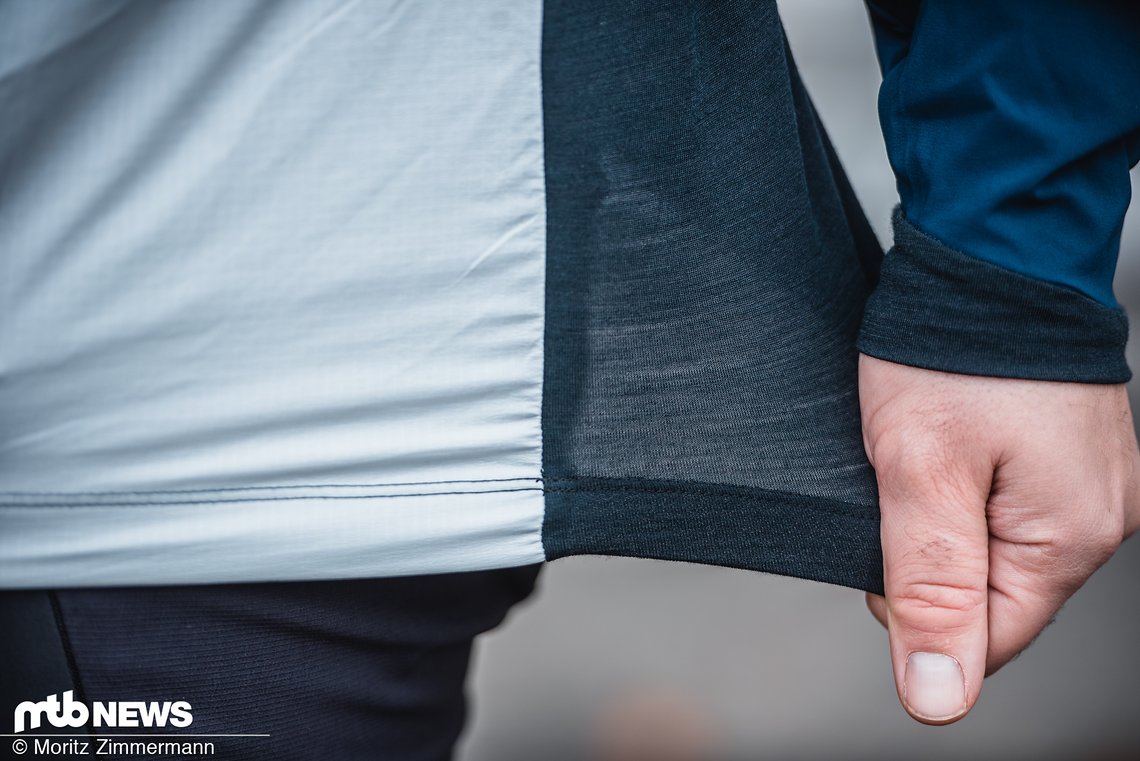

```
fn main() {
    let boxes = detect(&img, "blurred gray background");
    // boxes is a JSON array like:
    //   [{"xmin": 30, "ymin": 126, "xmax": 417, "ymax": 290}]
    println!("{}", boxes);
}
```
[{"xmin": 460, "ymin": 3, "xmax": 1140, "ymax": 759}]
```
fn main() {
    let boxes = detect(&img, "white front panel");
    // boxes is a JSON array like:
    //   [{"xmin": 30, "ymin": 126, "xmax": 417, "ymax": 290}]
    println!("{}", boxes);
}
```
[{"xmin": 0, "ymin": 0, "xmax": 547, "ymax": 586}]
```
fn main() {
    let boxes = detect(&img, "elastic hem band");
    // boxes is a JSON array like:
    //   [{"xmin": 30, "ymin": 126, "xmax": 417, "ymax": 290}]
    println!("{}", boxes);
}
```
[
  {"xmin": 541, "ymin": 476, "xmax": 884, "ymax": 595},
  {"xmin": 857, "ymin": 207, "xmax": 1131, "ymax": 384}
]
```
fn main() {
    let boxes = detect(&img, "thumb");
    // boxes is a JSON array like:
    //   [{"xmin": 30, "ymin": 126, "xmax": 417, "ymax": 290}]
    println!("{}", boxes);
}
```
[{"xmin": 873, "ymin": 437, "xmax": 992, "ymax": 725}]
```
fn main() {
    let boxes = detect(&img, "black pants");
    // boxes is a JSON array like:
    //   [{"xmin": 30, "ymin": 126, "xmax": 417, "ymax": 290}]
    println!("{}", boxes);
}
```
[{"xmin": 0, "ymin": 566, "xmax": 541, "ymax": 761}]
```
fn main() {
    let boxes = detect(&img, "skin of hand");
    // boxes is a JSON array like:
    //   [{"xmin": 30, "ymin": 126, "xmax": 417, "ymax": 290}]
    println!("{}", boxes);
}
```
[{"xmin": 858, "ymin": 353, "xmax": 1140, "ymax": 725}]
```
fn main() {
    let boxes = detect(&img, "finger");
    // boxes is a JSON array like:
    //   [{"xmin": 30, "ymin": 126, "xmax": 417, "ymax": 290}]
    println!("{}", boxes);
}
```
[
  {"xmin": 985, "ymin": 517, "xmax": 1119, "ymax": 674},
  {"xmin": 866, "ymin": 593, "xmax": 888, "ymax": 629},
  {"xmin": 981, "ymin": 439, "xmax": 1128, "ymax": 674},
  {"xmin": 876, "ymin": 440, "xmax": 992, "ymax": 725},
  {"xmin": 984, "ymin": 544, "xmax": 1067, "ymax": 674}
]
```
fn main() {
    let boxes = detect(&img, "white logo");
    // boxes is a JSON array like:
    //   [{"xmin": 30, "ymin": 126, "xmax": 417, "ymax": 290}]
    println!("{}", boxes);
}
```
[{"xmin": 13, "ymin": 691, "xmax": 193, "ymax": 734}]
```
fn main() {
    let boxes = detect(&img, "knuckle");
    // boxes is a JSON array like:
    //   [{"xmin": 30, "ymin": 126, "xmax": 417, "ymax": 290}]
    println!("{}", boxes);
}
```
[
  {"xmin": 1126, "ymin": 502, "xmax": 1140, "ymax": 541},
  {"xmin": 1081, "ymin": 519, "xmax": 1123, "ymax": 565},
  {"xmin": 1058, "ymin": 508, "xmax": 1123, "ymax": 557},
  {"xmin": 874, "ymin": 439, "xmax": 987, "ymax": 512},
  {"xmin": 1039, "ymin": 517, "xmax": 1121, "ymax": 582},
  {"xmin": 890, "ymin": 578, "xmax": 987, "ymax": 632},
  {"xmin": 873, "ymin": 429, "xmax": 955, "ymax": 487},
  {"xmin": 1095, "ymin": 518, "xmax": 1123, "ymax": 552}
]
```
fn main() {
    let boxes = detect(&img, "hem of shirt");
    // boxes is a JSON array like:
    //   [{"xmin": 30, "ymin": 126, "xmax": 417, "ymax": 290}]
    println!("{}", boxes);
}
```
[
  {"xmin": 0, "ymin": 481, "xmax": 546, "ymax": 589},
  {"xmin": 3, "ymin": 476, "xmax": 885, "ymax": 594},
  {"xmin": 541, "ymin": 475, "xmax": 884, "ymax": 595}
]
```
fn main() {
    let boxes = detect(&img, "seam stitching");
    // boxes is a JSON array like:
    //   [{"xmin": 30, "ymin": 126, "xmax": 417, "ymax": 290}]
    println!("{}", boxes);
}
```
[
  {"xmin": 0, "ymin": 477, "xmax": 540, "ymax": 498},
  {"xmin": 0, "ymin": 487, "xmax": 543, "ymax": 509},
  {"xmin": 1, "ymin": 476, "xmax": 878, "ymax": 522}
]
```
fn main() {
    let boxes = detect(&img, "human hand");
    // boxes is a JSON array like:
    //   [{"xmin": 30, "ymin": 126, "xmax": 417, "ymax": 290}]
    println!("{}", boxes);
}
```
[{"xmin": 857, "ymin": 353, "xmax": 1140, "ymax": 725}]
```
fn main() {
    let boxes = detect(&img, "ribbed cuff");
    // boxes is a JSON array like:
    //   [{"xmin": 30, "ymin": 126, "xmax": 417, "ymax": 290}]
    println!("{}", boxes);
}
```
[{"xmin": 857, "ymin": 208, "xmax": 1131, "ymax": 384}]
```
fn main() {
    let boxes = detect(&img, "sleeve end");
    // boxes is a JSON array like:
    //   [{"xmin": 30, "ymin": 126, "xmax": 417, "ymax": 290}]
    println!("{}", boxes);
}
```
[{"xmin": 856, "ymin": 207, "xmax": 1131, "ymax": 384}]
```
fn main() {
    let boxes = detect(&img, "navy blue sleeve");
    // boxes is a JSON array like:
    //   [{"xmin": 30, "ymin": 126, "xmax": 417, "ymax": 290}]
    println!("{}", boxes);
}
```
[{"xmin": 857, "ymin": 0, "xmax": 1140, "ymax": 383}]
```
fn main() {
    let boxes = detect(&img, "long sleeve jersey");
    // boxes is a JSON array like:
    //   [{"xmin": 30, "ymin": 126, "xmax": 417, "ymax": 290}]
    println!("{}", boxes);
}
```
[{"xmin": 1, "ymin": 0, "xmax": 1136, "ymax": 592}]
